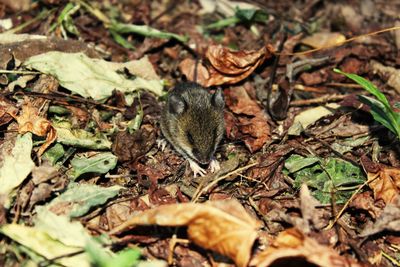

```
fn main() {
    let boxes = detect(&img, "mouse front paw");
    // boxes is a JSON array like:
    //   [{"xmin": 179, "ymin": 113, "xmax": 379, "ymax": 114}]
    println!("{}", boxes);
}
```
[
  {"xmin": 188, "ymin": 159, "xmax": 207, "ymax": 177},
  {"xmin": 156, "ymin": 138, "xmax": 168, "ymax": 151},
  {"xmin": 209, "ymin": 158, "xmax": 220, "ymax": 173}
]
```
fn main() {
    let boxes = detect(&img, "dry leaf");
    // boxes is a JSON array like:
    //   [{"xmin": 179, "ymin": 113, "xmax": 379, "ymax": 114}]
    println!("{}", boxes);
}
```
[
  {"xmin": 12, "ymin": 100, "xmax": 56, "ymax": 157},
  {"xmin": 360, "ymin": 197, "xmax": 400, "ymax": 237},
  {"xmin": 179, "ymin": 45, "xmax": 274, "ymax": 87},
  {"xmin": 178, "ymin": 58, "xmax": 210, "ymax": 84},
  {"xmin": 251, "ymin": 228, "xmax": 364, "ymax": 267},
  {"xmin": 110, "ymin": 199, "xmax": 261, "ymax": 267},
  {"xmin": 225, "ymin": 86, "xmax": 270, "ymax": 152},
  {"xmin": 0, "ymin": 97, "xmax": 18, "ymax": 127},
  {"xmin": 369, "ymin": 167, "xmax": 400, "ymax": 204},
  {"xmin": 301, "ymin": 32, "xmax": 346, "ymax": 49}
]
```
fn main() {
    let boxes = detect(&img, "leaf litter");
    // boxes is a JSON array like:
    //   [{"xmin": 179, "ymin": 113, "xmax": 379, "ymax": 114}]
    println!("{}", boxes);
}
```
[{"xmin": 0, "ymin": 1, "xmax": 400, "ymax": 266}]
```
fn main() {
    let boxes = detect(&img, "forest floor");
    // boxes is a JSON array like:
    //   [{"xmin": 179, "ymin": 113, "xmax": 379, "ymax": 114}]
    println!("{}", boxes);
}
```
[{"xmin": 0, "ymin": 0, "xmax": 400, "ymax": 266}]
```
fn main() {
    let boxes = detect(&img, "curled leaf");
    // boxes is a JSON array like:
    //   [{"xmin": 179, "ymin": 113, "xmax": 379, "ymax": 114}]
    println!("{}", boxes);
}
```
[
  {"xmin": 110, "ymin": 199, "xmax": 261, "ymax": 267},
  {"xmin": 180, "ymin": 45, "xmax": 274, "ymax": 87}
]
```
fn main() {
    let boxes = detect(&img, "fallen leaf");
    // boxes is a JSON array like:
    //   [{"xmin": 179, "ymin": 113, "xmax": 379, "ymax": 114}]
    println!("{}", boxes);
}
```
[
  {"xmin": 251, "ymin": 228, "xmax": 363, "ymax": 267},
  {"xmin": 0, "ymin": 224, "xmax": 90, "ymax": 267},
  {"xmin": 349, "ymin": 191, "xmax": 382, "ymax": 219},
  {"xmin": 368, "ymin": 167, "xmax": 400, "ymax": 204},
  {"xmin": 371, "ymin": 60, "xmax": 400, "ymax": 94},
  {"xmin": 360, "ymin": 197, "xmax": 400, "ymax": 237},
  {"xmin": 180, "ymin": 45, "xmax": 274, "ymax": 87},
  {"xmin": 69, "ymin": 152, "xmax": 118, "ymax": 180},
  {"xmin": 24, "ymin": 52, "xmax": 163, "ymax": 102},
  {"xmin": 13, "ymin": 100, "xmax": 56, "ymax": 157},
  {"xmin": 0, "ymin": 97, "xmax": 17, "ymax": 127},
  {"xmin": 198, "ymin": 0, "xmax": 260, "ymax": 16},
  {"xmin": 288, "ymin": 103, "xmax": 341, "ymax": 135},
  {"xmin": 53, "ymin": 121, "xmax": 111, "ymax": 149},
  {"xmin": 0, "ymin": 133, "xmax": 35, "ymax": 207},
  {"xmin": 224, "ymin": 86, "xmax": 270, "ymax": 152},
  {"xmin": 112, "ymin": 126, "xmax": 156, "ymax": 163},
  {"xmin": 47, "ymin": 182, "xmax": 122, "ymax": 217},
  {"xmin": 301, "ymin": 32, "xmax": 346, "ymax": 49},
  {"xmin": 110, "ymin": 199, "xmax": 261, "ymax": 267}
]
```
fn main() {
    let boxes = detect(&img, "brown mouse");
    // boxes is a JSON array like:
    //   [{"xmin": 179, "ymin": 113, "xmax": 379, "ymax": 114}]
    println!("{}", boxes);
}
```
[{"xmin": 160, "ymin": 82, "xmax": 225, "ymax": 176}]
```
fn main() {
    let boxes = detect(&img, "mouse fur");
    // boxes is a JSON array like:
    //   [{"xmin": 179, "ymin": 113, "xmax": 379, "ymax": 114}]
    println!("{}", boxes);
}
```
[{"xmin": 160, "ymin": 82, "xmax": 225, "ymax": 166}]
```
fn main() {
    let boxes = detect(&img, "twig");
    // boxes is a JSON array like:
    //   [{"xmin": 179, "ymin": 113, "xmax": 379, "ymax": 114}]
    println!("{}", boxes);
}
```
[
  {"xmin": 0, "ymin": 70, "xmax": 40, "ymax": 75},
  {"xmin": 290, "ymin": 94, "xmax": 347, "ymax": 106},
  {"xmin": 16, "ymin": 91, "xmax": 125, "ymax": 112},
  {"xmin": 325, "ymin": 82, "xmax": 364, "ymax": 89},
  {"xmin": 326, "ymin": 173, "xmax": 379, "ymax": 230},
  {"xmin": 4, "ymin": 9, "xmax": 55, "ymax": 34},
  {"xmin": 305, "ymin": 132, "xmax": 362, "ymax": 168},
  {"xmin": 191, "ymin": 162, "xmax": 258, "ymax": 202}
]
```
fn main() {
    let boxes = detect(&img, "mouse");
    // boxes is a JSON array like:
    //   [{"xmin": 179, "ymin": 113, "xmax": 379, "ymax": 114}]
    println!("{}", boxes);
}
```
[{"xmin": 160, "ymin": 82, "xmax": 225, "ymax": 177}]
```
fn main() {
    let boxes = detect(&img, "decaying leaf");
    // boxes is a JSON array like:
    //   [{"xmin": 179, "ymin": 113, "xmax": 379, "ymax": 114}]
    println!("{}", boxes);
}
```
[
  {"xmin": 24, "ymin": 52, "xmax": 163, "ymax": 102},
  {"xmin": 224, "ymin": 86, "xmax": 270, "ymax": 152},
  {"xmin": 288, "ymin": 103, "xmax": 341, "ymax": 135},
  {"xmin": 53, "ymin": 121, "xmax": 111, "ymax": 149},
  {"xmin": 368, "ymin": 167, "xmax": 400, "ymax": 204},
  {"xmin": 0, "ymin": 97, "xmax": 18, "ymax": 127},
  {"xmin": 286, "ymin": 154, "xmax": 365, "ymax": 204},
  {"xmin": 370, "ymin": 60, "xmax": 400, "ymax": 94},
  {"xmin": 360, "ymin": 197, "xmax": 400, "ymax": 237},
  {"xmin": 0, "ymin": 133, "xmax": 35, "ymax": 207},
  {"xmin": 251, "ymin": 228, "xmax": 363, "ymax": 267},
  {"xmin": 47, "ymin": 182, "xmax": 122, "ymax": 218},
  {"xmin": 69, "ymin": 152, "xmax": 118, "ymax": 180},
  {"xmin": 0, "ymin": 224, "xmax": 90, "ymax": 267},
  {"xmin": 179, "ymin": 45, "xmax": 274, "ymax": 87},
  {"xmin": 110, "ymin": 199, "xmax": 261, "ymax": 267},
  {"xmin": 301, "ymin": 32, "xmax": 346, "ymax": 49},
  {"xmin": 0, "ymin": 133, "xmax": 35, "ymax": 206},
  {"xmin": 13, "ymin": 100, "xmax": 56, "ymax": 157}
]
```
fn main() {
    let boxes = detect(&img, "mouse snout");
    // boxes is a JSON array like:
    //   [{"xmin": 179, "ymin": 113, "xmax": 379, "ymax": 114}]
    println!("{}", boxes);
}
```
[{"xmin": 192, "ymin": 148, "xmax": 211, "ymax": 165}]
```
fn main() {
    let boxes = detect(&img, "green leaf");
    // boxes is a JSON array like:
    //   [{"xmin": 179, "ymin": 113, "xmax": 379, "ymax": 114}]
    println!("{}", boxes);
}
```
[
  {"xmin": 0, "ymin": 224, "xmax": 90, "ymax": 267},
  {"xmin": 24, "ymin": 52, "xmax": 163, "ymax": 102},
  {"xmin": 70, "ymin": 152, "xmax": 118, "ymax": 179},
  {"xmin": 334, "ymin": 68, "xmax": 400, "ymax": 139},
  {"xmin": 334, "ymin": 69, "xmax": 390, "ymax": 107},
  {"xmin": 284, "ymin": 154, "xmax": 320, "ymax": 173},
  {"xmin": 358, "ymin": 96, "xmax": 396, "ymax": 134},
  {"xmin": 0, "ymin": 133, "xmax": 35, "ymax": 207},
  {"xmin": 47, "ymin": 182, "xmax": 122, "ymax": 217},
  {"xmin": 86, "ymin": 241, "xmax": 140, "ymax": 267},
  {"xmin": 109, "ymin": 29, "xmax": 135, "ymax": 50},
  {"xmin": 110, "ymin": 21, "xmax": 188, "ymax": 43},
  {"xmin": 42, "ymin": 143, "xmax": 65, "ymax": 165},
  {"xmin": 286, "ymin": 155, "xmax": 365, "ymax": 204},
  {"xmin": 34, "ymin": 207, "xmax": 92, "ymax": 247},
  {"xmin": 54, "ymin": 123, "xmax": 112, "ymax": 150}
]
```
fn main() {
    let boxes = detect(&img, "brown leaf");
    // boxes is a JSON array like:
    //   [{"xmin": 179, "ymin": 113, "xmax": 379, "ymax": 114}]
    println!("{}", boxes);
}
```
[
  {"xmin": 225, "ymin": 86, "xmax": 270, "ymax": 152},
  {"xmin": 178, "ymin": 58, "xmax": 210, "ymax": 85},
  {"xmin": 301, "ymin": 32, "xmax": 346, "ymax": 49},
  {"xmin": 251, "ymin": 228, "xmax": 364, "ymax": 267},
  {"xmin": 0, "ymin": 97, "xmax": 17, "ymax": 127},
  {"xmin": 349, "ymin": 191, "xmax": 381, "ymax": 219},
  {"xmin": 360, "ymin": 197, "xmax": 400, "ymax": 237},
  {"xmin": 112, "ymin": 125, "xmax": 156, "ymax": 163},
  {"xmin": 13, "ymin": 100, "xmax": 56, "ymax": 157},
  {"xmin": 110, "ymin": 199, "xmax": 261, "ymax": 267},
  {"xmin": 179, "ymin": 45, "xmax": 274, "ymax": 87},
  {"xmin": 368, "ymin": 167, "xmax": 400, "ymax": 204}
]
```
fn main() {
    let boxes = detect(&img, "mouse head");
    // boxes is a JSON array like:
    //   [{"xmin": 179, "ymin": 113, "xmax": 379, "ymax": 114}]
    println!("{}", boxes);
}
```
[{"xmin": 168, "ymin": 88, "xmax": 225, "ymax": 164}]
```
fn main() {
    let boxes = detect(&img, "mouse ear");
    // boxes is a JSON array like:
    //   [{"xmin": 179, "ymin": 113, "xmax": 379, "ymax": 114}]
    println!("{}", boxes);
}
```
[
  {"xmin": 211, "ymin": 88, "xmax": 225, "ymax": 110},
  {"xmin": 169, "ymin": 94, "xmax": 186, "ymax": 115}
]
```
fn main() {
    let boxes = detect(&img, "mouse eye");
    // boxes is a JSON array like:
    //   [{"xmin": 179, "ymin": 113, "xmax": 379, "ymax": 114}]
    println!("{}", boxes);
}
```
[{"xmin": 187, "ymin": 132, "xmax": 194, "ymax": 144}]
